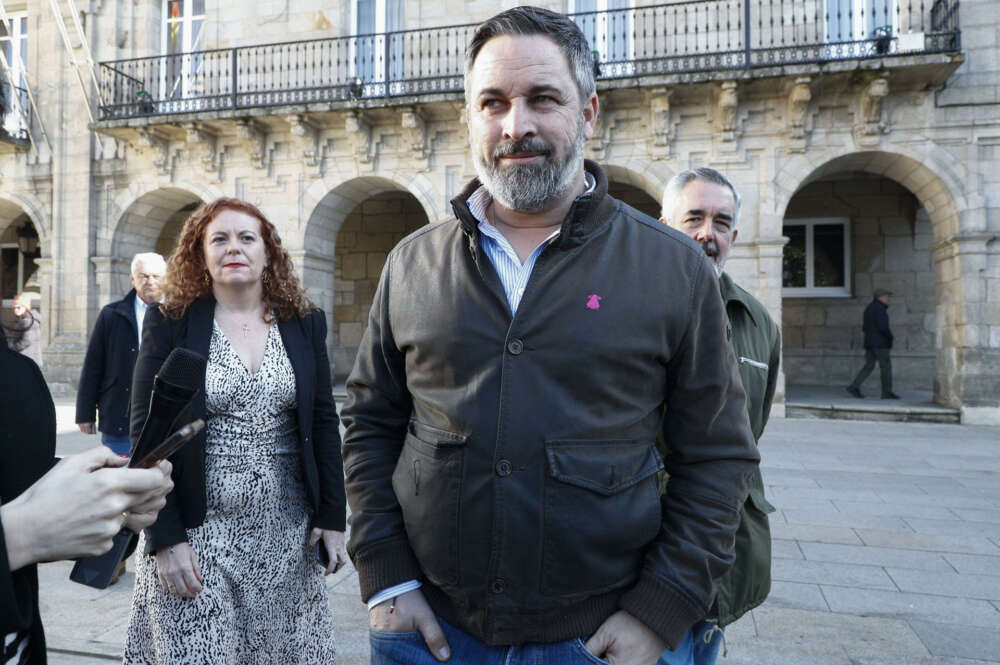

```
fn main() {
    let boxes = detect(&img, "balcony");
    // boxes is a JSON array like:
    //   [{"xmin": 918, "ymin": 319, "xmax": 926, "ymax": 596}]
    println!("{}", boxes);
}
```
[{"xmin": 96, "ymin": 0, "xmax": 961, "ymax": 123}]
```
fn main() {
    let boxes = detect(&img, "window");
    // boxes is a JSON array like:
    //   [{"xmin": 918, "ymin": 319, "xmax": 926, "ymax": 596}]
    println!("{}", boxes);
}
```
[
  {"xmin": 825, "ymin": 0, "xmax": 896, "ymax": 42},
  {"xmin": 161, "ymin": 0, "xmax": 205, "ymax": 101},
  {"xmin": 782, "ymin": 218, "xmax": 851, "ymax": 297},
  {"xmin": 0, "ymin": 11, "xmax": 28, "ymax": 139},
  {"xmin": 353, "ymin": 0, "xmax": 403, "ymax": 90},
  {"xmin": 570, "ymin": 0, "xmax": 631, "ymax": 74}
]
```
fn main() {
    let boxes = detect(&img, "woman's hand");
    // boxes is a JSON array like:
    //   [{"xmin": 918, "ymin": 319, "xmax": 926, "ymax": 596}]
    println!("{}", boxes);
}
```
[
  {"xmin": 309, "ymin": 528, "xmax": 347, "ymax": 575},
  {"xmin": 155, "ymin": 541, "xmax": 203, "ymax": 598}
]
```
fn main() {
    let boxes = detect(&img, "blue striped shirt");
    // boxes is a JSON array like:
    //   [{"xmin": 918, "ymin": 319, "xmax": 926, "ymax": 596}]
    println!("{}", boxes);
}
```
[{"xmin": 466, "ymin": 174, "xmax": 596, "ymax": 313}]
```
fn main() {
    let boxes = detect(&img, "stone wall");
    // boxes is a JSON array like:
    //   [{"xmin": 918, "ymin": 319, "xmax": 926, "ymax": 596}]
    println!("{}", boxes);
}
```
[
  {"xmin": 331, "ymin": 191, "xmax": 427, "ymax": 379},
  {"xmin": 782, "ymin": 175, "xmax": 937, "ymax": 391}
]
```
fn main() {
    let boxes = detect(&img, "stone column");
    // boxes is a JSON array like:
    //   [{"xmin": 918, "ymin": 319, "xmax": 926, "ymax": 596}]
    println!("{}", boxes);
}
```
[
  {"xmin": 289, "ymin": 249, "xmax": 337, "ymax": 380},
  {"xmin": 932, "ymin": 232, "xmax": 1000, "ymax": 424}
]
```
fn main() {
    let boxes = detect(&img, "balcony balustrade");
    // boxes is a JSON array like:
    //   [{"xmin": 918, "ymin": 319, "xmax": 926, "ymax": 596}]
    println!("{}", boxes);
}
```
[{"xmin": 97, "ymin": 0, "xmax": 961, "ymax": 121}]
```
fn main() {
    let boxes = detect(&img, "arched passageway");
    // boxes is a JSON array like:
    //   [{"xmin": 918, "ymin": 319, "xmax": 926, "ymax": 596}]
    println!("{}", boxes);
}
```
[{"xmin": 303, "ymin": 177, "xmax": 431, "ymax": 380}]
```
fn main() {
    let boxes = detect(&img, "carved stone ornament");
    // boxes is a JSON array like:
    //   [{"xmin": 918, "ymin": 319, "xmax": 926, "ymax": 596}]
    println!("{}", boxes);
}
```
[
  {"xmin": 136, "ymin": 128, "xmax": 177, "ymax": 176},
  {"xmin": 586, "ymin": 108, "xmax": 616, "ymax": 162},
  {"xmin": 718, "ymin": 81, "xmax": 739, "ymax": 140},
  {"xmin": 183, "ymin": 122, "xmax": 219, "ymax": 174},
  {"xmin": 285, "ymin": 114, "xmax": 325, "ymax": 175},
  {"xmin": 854, "ymin": 76, "xmax": 890, "ymax": 146},
  {"xmin": 787, "ymin": 77, "xmax": 812, "ymax": 153},
  {"xmin": 238, "ymin": 119, "xmax": 272, "ymax": 171},
  {"xmin": 345, "ymin": 111, "xmax": 374, "ymax": 170},
  {"xmin": 646, "ymin": 87, "xmax": 675, "ymax": 159}
]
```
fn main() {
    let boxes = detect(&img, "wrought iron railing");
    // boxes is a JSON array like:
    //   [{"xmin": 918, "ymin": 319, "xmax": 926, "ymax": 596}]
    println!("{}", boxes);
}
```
[
  {"xmin": 98, "ymin": 0, "xmax": 960, "ymax": 120},
  {"xmin": 0, "ymin": 82, "xmax": 30, "ymax": 145}
]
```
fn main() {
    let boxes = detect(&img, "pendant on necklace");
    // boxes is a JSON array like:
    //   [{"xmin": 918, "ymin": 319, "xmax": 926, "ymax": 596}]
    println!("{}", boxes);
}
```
[{"xmin": 241, "ymin": 323, "xmax": 249, "ymax": 338}]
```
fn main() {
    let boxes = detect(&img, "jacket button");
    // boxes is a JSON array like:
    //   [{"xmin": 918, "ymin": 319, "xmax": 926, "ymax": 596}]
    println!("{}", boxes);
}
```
[
  {"xmin": 507, "ymin": 339, "xmax": 523, "ymax": 355},
  {"xmin": 495, "ymin": 459, "xmax": 512, "ymax": 477},
  {"xmin": 491, "ymin": 578, "xmax": 506, "ymax": 594}
]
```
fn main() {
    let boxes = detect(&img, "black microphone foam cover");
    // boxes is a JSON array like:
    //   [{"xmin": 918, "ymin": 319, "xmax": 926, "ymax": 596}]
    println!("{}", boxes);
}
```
[{"xmin": 155, "ymin": 347, "xmax": 207, "ymax": 399}]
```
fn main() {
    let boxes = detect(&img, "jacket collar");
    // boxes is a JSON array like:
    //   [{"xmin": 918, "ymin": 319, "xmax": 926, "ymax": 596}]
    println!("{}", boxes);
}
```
[
  {"xmin": 111, "ymin": 289, "xmax": 139, "ymax": 330},
  {"xmin": 719, "ymin": 271, "xmax": 760, "ymax": 329},
  {"xmin": 451, "ymin": 160, "xmax": 617, "ymax": 250}
]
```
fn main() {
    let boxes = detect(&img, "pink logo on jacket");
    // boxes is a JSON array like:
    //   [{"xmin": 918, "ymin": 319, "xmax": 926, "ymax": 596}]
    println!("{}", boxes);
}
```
[{"xmin": 586, "ymin": 294, "xmax": 602, "ymax": 310}]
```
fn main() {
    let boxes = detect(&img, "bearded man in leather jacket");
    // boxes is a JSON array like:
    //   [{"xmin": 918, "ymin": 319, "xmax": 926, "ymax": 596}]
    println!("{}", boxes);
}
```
[{"xmin": 342, "ymin": 7, "xmax": 759, "ymax": 665}]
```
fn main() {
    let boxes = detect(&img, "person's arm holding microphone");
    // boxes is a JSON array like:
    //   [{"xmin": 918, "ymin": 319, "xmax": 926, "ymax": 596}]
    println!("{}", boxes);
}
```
[{"xmin": 1, "ymin": 449, "xmax": 172, "ymax": 572}]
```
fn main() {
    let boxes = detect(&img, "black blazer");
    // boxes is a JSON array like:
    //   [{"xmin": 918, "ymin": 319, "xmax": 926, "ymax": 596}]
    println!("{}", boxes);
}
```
[
  {"xmin": 0, "ymin": 345, "xmax": 56, "ymax": 664},
  {"xmin": 130, "ymin": 297, "xmax": 346, "ymax": 553},
  {"xmin": 76, "ymin": 289, "xmax": 141, "ymax": 436}
]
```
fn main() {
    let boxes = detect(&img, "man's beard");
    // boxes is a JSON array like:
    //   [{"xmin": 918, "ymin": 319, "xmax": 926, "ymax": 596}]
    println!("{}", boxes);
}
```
[
  {"xmin": 473, "ymin": 116, "xmax": 586, "ymax": 213},
  {"xmin": 701, "ymin": 240, "xmax": 725, "ymax": 276}
]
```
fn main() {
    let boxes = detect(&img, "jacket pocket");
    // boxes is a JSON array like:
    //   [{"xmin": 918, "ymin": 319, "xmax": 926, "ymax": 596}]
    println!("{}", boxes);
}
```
[
  {"xmin": 391, "ymin": 421, "xmax": 468, "ymax": 589},
  {"xmin": 541, "ymin": 439, "xmax": 663, "ymax": 597}
]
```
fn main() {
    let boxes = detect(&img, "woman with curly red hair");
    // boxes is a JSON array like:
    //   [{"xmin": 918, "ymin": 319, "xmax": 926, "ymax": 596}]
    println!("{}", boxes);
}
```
[{"xmin": 123, "ymin": 198, "xmax": 346, "ymax": 663}]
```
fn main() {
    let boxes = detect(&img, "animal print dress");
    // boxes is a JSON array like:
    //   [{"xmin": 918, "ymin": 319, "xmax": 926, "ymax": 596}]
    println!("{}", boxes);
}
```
[{"xmin": 123, "ymin": 322, "xmax": 337, "ymax": 664}]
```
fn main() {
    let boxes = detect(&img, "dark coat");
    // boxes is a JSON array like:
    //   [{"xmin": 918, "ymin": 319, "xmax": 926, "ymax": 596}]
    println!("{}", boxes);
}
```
[
  {"xmin": 714, "ymin": 272, "xmax": 781, "ymax": 626},
  {"xmin": 341, "ymin": 161, "xmax": 759, "ymax": 649},
  {"xmin": 75, "ymin": 290, "xmax": 141, "ymax": 435},
  {"xmin": 130, "ymin": 297, "xmax": 346, "ymax": 553},
  {"xmin": 862, "ymin": 298, "xmax": 893, "ymax": 349},
  {"xmin": 0, "ymin": 345, "xmax": 57, "ymax": 664}
]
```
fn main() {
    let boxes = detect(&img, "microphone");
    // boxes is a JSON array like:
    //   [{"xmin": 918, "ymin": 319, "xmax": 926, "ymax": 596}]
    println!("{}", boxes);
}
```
[
  {"xmin": 69, "ymin": 348, "xmax": 206, "ymax": 589},
  {"xmin": 131, "ymin": 347, "xmax": 207, "ymax": 463}
]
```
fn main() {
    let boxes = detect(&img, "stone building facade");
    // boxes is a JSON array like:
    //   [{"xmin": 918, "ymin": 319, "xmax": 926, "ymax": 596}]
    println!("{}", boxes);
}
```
[{"xmin": 1, "ymin": 0, "xmax": 997, "ymax": 423}]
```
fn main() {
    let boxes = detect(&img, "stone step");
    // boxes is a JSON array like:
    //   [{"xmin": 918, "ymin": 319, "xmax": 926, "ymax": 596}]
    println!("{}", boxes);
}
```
[{"xmin": 786, "ymin": 402, "xmax": 960, "ymax": 424}]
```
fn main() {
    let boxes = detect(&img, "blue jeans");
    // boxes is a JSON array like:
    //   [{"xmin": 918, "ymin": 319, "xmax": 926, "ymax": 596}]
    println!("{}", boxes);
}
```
[
  {"xmin": 370, "ymin": 616, "xmax": 718, "ymax": 665},
  {"xmin": 101, "ymin": 433, "xmax": 131, "ymax": 457},
  {"xmin": 661, "ymin": 620, "xmax": 724, "ymax": 665}
]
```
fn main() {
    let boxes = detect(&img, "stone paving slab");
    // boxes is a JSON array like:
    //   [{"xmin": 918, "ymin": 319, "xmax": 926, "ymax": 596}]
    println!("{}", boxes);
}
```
[
  {"xmin": 886, "ymin": 567, "xmax": 1000, "ymax": 600},
  {"xmin": 797, "ymin": 541, "xmax": 955, "ymax": 571},
  {"xmin": 764, "ymin": 581, "xmax": 831, "ymax": 612},
  {"xmin": 770, "ymin": 524, "xmax": 866, "ymax": 545},
  {"xmin": 782, "ymin": 507, "xmax": 913, "ymax": 531},
  {"xmin": 944, "ymin": 552, "xmax": 1000, "ymax": 576},
  {"xmin": 831, "ymin": 499, "xmax": 956, "ymax": 519},
  {"xmin": 772, "ymin": 559, "xmax": 898, "ymax": 590},
  {"xmin": 907, "ymin": 619, "xmax": 1000, "ymax": 663},
  {"xmin": 820, "ymin": 585, "xmax": 1000, "ymax": 628},
  {"xmin": 770, "ymin": 538, "xmax": 804, "ymax": 560},
  {"xmin": 854, "ymin": 527, "xmax": 1000, "ymax": 554}
]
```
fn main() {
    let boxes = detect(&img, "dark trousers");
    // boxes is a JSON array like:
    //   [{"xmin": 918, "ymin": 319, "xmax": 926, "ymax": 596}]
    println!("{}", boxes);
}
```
[{"xmin": 849, "ymin": 348, "xmax": 893, "ymax": 396}]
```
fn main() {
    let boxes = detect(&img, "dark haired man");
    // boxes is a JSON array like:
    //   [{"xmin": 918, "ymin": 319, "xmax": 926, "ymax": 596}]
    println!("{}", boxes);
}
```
[{"xmin": 343, "ymin": 7, "xmax": 758, "ymax": 665}]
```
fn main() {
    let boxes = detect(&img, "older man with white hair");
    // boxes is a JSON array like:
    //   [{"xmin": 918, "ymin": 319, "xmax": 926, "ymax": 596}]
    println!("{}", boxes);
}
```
[
  {"xmin": 76, "ymin": 252, "xmax": 166, "ymax": 456},
  {"xmin": 660, "ymin": 168, "xmax": 781, "ymax": 664}
]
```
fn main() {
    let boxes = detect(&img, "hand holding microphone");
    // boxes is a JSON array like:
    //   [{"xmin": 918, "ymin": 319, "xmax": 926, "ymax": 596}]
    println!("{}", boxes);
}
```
[
  {"xmin": 69, "ymin": 348, "xmax": 207, "ymax": 589},
  {"xmin": 1, "ymin": 447, "xmax": 173, "ymax": 572}
]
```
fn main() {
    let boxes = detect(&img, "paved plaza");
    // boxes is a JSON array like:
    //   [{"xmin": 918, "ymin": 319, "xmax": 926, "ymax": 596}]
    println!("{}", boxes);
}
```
[{"xmin": 38, "ymin": 401, "xmax": 1000, "ymax": 664}]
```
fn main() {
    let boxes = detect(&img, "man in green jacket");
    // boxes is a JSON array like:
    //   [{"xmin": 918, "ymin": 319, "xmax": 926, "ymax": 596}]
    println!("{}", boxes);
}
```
[{"xmin": 660, "ymin": 168, "xmax": 781, "ymax": 664}]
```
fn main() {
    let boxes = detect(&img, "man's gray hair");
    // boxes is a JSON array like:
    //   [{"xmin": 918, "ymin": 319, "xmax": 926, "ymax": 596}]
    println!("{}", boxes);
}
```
[
  {"xmin": 661, "ymin": 168, "xmax": 742, "ymax": 228},
  {"xmin": 131, "ymin": 252, "xmax": 166, "ymax": 275},
  {"xmin": 465, "ymin": 6, "xmax": 596, "ymax": 104}
]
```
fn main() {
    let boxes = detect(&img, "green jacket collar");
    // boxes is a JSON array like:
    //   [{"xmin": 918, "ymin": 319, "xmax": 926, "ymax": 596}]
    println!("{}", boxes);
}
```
[{"xmin": 719, "ymin": 271, "xmax": 759, "ymax": 329}]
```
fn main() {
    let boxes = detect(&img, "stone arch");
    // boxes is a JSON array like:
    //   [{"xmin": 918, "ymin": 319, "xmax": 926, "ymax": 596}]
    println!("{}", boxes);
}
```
[
  {"xmin": 769, "ymin": 147, "xmax": 968, "ymax": 244},
  {"xmin": 772, "ymin": 148, "xmax": 973, "ymax": 409},
  {"xmin": 0, "ymin": 191, "xmax": 50, "ymax": 245},
  {"xmin": 301, "ymin": 175, "xmax": 434, "ymax": 380},
  {"xmin": 604, "ymin": 161, "xmax": 672, "ymax": 211},
  {"xmin": 603, "ymin": 162, "xmax": 670, "ymax": 219},
  {"xmin": 101, "ymin": 186, "xmax": 207, "ymax": 302}
]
